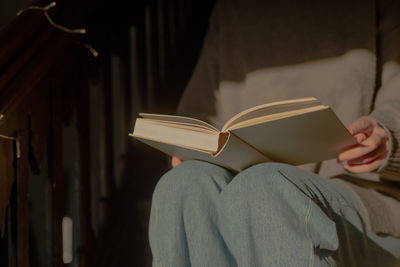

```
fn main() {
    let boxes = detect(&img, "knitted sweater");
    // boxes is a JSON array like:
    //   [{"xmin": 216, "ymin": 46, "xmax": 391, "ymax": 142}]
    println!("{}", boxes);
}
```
[{"xmin": 177, "ymin": 0, "xmax": 400, "ymax": 236}]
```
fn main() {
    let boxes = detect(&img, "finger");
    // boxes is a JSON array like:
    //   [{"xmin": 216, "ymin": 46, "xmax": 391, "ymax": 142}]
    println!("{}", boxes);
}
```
[
  {"xmin": 338, "ymin": 133, "xmax": 382, "ymax": 162},
  {"xmin": 347, "ymin": 118, "xmax": 374, "ymax": 136},
  {"xmin": 347, "ymin": 141, "xmax": 387, "ymax": 165},
  {"xmin": 343, "ymin": 158, "xmax": 385, "ymax": 173}
]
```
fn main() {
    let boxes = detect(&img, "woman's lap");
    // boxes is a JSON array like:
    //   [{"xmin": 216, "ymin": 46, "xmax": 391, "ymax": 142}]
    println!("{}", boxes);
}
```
[{"xmin": 149, "ymin": 160, "xmax": 400, "ymax": 266}]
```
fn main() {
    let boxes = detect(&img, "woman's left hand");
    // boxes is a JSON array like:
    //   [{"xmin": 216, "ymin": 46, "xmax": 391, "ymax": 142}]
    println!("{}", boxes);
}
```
[{"xmin": 338, "ymin": 117, "xmax": 389, "ymax": 173}]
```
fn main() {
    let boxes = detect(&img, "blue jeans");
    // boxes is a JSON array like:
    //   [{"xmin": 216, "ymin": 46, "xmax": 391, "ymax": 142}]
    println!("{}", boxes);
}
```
[{"xmin": 149, "ymin": 161, "xmax": 400, "ymax": 266}]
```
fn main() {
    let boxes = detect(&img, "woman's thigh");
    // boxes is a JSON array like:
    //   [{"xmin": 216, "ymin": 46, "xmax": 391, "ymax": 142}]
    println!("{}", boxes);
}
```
[
  {"xmin": 216, "ymin": 162, "xmax": 400, "ymax": 266},
  {"xmin": 149, "ymin": 161, "xmax": 400, "ymax": 266},
  {"xmin": 149, "ymin": 160, "xmax": 236, "ymax": 267}
]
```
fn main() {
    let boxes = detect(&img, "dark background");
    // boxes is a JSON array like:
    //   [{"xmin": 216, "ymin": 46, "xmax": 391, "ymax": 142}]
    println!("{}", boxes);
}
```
[{"xmin": 0, "ymin": 0, "xmax": 215, "ymax": 266}]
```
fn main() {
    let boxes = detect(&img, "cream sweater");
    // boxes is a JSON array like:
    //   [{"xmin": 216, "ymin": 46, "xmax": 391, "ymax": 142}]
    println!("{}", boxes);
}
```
[{"xmin": 177, "ymin": 0, "xmax": 400, "ymax": 236}]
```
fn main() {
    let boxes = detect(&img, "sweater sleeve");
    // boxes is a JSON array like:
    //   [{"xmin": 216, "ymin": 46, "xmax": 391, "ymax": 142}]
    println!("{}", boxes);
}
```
[
  {"xmin": 176, "ymin": 3, "xmax": 220, "ymax": 122},
  {"xmin": 369, "ymin": 0, "xmax": 400, "ymax": 181}
]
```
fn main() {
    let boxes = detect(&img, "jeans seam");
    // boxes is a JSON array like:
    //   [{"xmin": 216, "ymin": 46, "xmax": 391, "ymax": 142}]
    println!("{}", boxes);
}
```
[{"xmin": 305, "ymin": 197, "xmax": 314, "ymax": 267}]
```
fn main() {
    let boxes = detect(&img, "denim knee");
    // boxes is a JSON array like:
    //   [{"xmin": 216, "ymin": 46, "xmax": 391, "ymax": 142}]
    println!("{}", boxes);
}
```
[
  {"xmin": 224, "ymin": 162, "xmax": 333, "ymax": 215},
  {"xmin": 230, "ymin": 163, "xmax": 307, "ymax": 196},
  {"xmin": 219, "ymin": 162, "xmax": 339, "ymax": 251},
  {"xmin": 152, "ymin": 160, "xmax": 234, "ymax": 206},
  {"xmin": 233, "ymin": 162, "xmax": 328, "ymax": 199}
]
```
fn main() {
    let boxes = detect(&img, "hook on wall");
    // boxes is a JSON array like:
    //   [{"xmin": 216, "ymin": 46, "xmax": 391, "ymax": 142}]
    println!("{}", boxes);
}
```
[
  {"xmin": 17, "ymin": 2, "xmax": 99, "ymax": 57},
  {"xmin": 0, "ymin": 134, "xmax": 20, "ymax": 159}
]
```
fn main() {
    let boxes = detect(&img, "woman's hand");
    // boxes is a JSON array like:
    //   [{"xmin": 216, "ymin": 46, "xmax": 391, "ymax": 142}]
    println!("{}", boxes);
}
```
[
  {"xmin": 171, "ymin": 156, "xmax": 183, "ymax": 167},
  {"xmin": 338, "ymin": 117, "xmax": 389, "ymax": 173}
]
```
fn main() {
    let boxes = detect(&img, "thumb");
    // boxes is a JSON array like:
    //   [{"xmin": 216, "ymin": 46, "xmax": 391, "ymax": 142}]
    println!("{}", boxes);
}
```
[{"xmin": 347, "ymin": 117, "xmax": 375, "ymax": 137}]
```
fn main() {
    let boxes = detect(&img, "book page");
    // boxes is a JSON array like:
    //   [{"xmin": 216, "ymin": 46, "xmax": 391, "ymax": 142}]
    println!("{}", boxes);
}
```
[
  {"xmin": 139, "ymin": 113, "xmax": 219, "ymax": 131},
  {"xmin": 231, "ymin": 108, "xmax": 357, "ymax": 165},
  {"xmin": 134, "ymin": 132, "xmax": 271, "ymax": 172},
  {"xmin": 141, "ymin": 120, "xmax": 218, "ymax": 134},
  {"xmin": 133, "ymin": 118, "xmax": 220, "ymax": 152},
  {"xmin": 222, "ymin": 97, "xmax": 321, "ymax": 131},
  {"xmin": 227, "ymin": 106, "xmax": 326, "ymax": 131}
]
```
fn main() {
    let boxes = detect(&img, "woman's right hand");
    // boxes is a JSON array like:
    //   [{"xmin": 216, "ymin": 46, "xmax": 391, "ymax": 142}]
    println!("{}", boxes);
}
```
[{"xmin": 171, "ymin": 156, "xmax": 183, "ymax": 167}]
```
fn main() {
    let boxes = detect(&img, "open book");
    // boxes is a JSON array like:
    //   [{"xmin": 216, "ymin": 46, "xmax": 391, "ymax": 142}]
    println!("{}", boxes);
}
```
[{"xmin": 130, "ymin": 97, "xmax": 357, "ymax": 172}]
